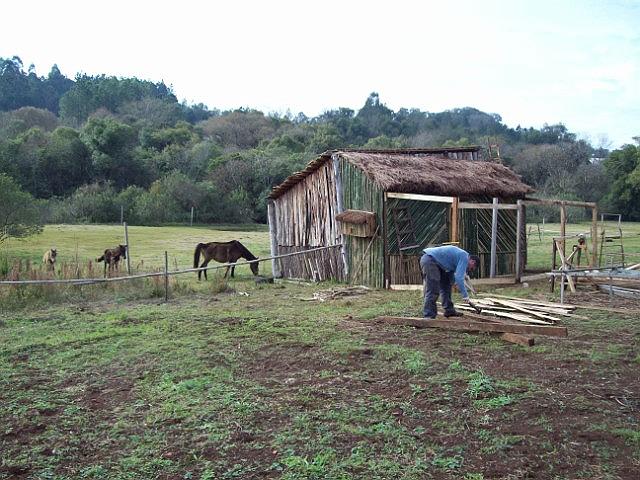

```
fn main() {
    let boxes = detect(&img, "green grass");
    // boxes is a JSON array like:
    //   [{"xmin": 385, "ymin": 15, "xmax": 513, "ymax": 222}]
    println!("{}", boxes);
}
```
[
  {"xmin": 0, "ymin": 223, "xmax": 270, "ymax": 272},
  {"xmin": 525, "ymin": 220, "xmax": 640, "ymax": 270},
  {"xmin": 0, "ymin": 223, "xmax": 639, "ymax": 478}
]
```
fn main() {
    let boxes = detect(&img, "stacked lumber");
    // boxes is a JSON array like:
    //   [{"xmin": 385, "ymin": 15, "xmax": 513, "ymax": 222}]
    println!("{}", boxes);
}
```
[
  {"xmin": 461, "ymin": 296, "xmax": 581, "ymax": 325},
  {"xmin": 377, "ymin": 296, "xmax": 577, "ymax": 347}
]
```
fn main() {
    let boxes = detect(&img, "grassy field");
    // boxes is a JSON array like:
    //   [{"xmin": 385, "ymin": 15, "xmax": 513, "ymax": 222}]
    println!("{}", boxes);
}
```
[
  {"xmin": 1, "ymin": 224, "xmax": 639, "ymax": 479},
  {"xmin": 526, "ymin": 221, "xmax": 640, "ymax": 271},
  {"xmin": 0, "ymin": 224, "xmax": 271, "ymax": 273}
]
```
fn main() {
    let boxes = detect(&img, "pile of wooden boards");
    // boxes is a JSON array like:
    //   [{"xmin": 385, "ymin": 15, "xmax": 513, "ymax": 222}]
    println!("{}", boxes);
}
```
[
  {"xmin": 459, "ymin": 295, "xmax": 580, "ymax": 325},
  {"xmin": 377, "ymin": 295, "xmax": 576, "ymax": 347}
]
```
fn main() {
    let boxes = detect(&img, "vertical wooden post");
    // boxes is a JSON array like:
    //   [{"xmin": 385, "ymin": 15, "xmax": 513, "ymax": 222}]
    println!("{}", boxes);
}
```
[
  {"xmin": 382, "ymin": 192, "xmax": 389, "ymax": 289},
  {"xmin": 450, "ymin": 197, "xmax": 459, "ymax": 243},
  {"xmin": 190, "ymin": 206, "xmax": 194, "ymax": 227},
  {"xmin": 515, "ymin": 199, "xmax": 523, "ymax": 282},
  {"xmin": 490, "ymin": 197, "xmax": 498, "ymax": 278},
  {"xmin": 164, "ymin": 250, "xmax": 169, "ymax": 302},
  {"xmin": 124, "ymin": 222, "xmax": 131, "ymax": 275},
  {"xmin": 591, "ymin": 206, "xmax": 598, "ymax": 267},
  {"xmin": 550, "ymin": 238, "xmax": 557, "ymax": 292},
  {"xmin": 332, "ymin": 156, "xmax": 349, "ymax": 280},
  {"xmin": 120, "ymin": 205, "xmax": 124, "ymax": 225},
  {"xmin": 267, "ymin": 200, "xmax": 281, "ymax": 278},
  {"xmin": 559, "ymin": 202, "xmax": 567, "ymax": 260}
]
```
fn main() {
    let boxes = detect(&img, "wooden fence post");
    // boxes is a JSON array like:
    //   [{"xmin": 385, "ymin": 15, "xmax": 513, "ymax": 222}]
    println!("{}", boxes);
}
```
[
  {"xmin": 120, "ymin": 205, "xmax": 124, "ymax": 225},
  {"xmin": 591, "ymin": 206, "xmax": 598, "ymax": 267},
  {"xmin": 164, "ymin": 250, "xmax": 169, "ymax": 302},
  {"xmin": 190, "ymin": 206, "xmax": 194, "ymax": 227},
  {"xmin": 490, "ymin": 197, "xmax": 499, "ymax": 278},
  {"xmin": 559, "ymin": 202, "xmax": 567, "ymax": 260},
  {"xmin": 124, "ymin": 222, "xmax": 131, "ymax": 275}
]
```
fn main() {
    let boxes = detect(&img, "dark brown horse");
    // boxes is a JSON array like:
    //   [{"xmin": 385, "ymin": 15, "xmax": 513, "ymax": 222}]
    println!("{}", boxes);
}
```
[
  {"xmin": 96, "ymin": 244, "xmax": 127, "ymax": 275},
  {"xmin": 194, "ymin": 240, "xmax": 259, "ymax": 280}
]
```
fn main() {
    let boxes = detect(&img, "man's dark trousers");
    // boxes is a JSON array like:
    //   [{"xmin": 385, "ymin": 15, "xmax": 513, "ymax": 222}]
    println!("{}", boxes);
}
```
[{"xmin": 420, "ymin": 253, "xmax": 455, "ymax": 318}]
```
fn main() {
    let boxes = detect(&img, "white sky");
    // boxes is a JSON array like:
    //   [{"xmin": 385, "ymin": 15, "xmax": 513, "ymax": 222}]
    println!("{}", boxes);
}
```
[{"xmin": 2, "ymin": 0, "xmax": 639, "ymax": 148}]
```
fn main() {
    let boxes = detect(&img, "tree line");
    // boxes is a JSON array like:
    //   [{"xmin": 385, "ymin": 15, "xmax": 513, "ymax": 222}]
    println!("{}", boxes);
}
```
[{"xmin": 1, "ymin": 55, "xmax": 639, "ymax": 240}]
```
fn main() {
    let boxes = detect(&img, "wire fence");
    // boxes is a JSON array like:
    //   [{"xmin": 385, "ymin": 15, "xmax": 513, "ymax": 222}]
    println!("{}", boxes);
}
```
[{"xmin": 0, "ymin": 245, "xmax": 342, "ymax": 289}]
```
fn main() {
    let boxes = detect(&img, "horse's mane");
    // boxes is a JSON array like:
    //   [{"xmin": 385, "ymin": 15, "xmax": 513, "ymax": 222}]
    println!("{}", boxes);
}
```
[{"xmin": 233, "ymin": 240, "xmax": 257, "ymax": 260}]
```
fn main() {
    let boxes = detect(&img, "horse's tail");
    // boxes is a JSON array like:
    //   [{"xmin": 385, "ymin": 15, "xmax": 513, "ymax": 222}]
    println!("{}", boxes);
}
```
[
  {"xmin": 194, "ymin": 243, "xmax": 205, "ymax": 269},
  {"xmin": 96, "ymin": 255, "xmax": 104, "ymax": 263}
]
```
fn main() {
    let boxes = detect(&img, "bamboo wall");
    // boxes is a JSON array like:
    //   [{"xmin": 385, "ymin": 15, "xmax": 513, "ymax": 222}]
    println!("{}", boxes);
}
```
[
  {"xmin": 458, "ymin": 202, "xmax": 519, "ymax": 278},
  {"xmin": 339, "ymin": 160, "xmax": 385, "ymax": 288},
  {"xmin": 272, "ymin": 161, "xmax": 345, "ymax": 280}
]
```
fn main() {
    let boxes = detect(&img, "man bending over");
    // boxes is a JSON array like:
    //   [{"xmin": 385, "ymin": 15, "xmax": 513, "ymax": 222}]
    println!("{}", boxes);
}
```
[{"xmin": 420, "ymin": 245, "xmax": 480, "ymax": 319}]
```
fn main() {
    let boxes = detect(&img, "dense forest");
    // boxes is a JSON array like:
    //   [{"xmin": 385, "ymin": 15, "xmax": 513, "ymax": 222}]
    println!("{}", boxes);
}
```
[{"xmin": 1, "ymin": 55, "xmax": 639, "ymax": 231}]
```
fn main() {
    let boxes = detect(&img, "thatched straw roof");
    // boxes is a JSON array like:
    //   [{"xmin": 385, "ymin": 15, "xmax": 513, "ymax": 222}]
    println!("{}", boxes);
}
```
[{"xmin": 269, "ymin": 148, "xmax": 533, "ymax": 199}]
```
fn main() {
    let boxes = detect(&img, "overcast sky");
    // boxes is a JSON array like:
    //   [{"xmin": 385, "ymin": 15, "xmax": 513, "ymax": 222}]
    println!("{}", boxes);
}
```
[{"xmin": 2, "ymin": 0, "xmax": 638, "ymax": 148}]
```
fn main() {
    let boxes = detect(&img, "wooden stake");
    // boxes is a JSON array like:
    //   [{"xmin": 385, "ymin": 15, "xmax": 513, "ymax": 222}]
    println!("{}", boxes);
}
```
[
  {"xmin": 124, "ymin": 222, "xmax": 131, "ymax": 275},
  {"xmin": 591, "ymin": 206, "xmax": 598, "ymax": 267},
  {"xmin": 164, "ymin": 250, "xmax": 169, "ymax": 302}
]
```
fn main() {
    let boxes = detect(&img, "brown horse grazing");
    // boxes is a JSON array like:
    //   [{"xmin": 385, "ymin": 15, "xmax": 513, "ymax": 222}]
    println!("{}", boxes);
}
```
[
  {"xmin": 96, "ymin": 244, "xmax": 127, "ymax": 275},
  {"xmin": 194, "ymin": 240, "xmax": 259, "ymax": 280},
  {"xmin": 42, "ymin": 248, "xmax": 57, "ymax": 272}
]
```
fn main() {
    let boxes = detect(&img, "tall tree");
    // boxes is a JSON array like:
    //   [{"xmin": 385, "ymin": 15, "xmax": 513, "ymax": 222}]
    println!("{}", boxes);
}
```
[{"xmin": 0, "ymin": 173, "xmax": 42, "ymax": 243}]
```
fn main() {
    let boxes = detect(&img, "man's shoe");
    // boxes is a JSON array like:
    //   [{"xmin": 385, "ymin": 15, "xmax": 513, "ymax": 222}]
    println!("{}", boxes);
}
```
[{"xmin": 444, "ymin": 311, "xmax": 464, "ymax": 318}]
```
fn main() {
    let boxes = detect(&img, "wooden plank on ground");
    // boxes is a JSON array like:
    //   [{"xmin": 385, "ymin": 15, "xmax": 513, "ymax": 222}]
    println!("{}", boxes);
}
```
[
  {"xmin": 457, "ymin": 306, "xmax": 554, "ymax": 325},
  {"xmin": 376, "ymin": 316, "xmax": 568, "ymax": 337},
  {"xmin": 495, "ymin": 332, "xmax": 535, "ymax": 347}
]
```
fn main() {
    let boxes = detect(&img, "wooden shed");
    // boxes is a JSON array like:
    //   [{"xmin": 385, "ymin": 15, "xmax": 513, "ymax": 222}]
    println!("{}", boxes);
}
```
[{"xmin": 267, "ymin": 147, "xmax": 533, "ymax": 288}]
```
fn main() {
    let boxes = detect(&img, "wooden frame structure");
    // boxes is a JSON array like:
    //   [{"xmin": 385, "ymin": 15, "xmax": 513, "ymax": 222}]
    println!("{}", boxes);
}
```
[{"xmin": 268, "ymin": 148, "xmax": 533, "ymax": 288}]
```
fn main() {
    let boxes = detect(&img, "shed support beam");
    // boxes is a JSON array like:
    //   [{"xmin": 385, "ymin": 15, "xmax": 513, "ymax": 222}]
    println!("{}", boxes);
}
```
[
  {"xmin": 332, "ymin": 156, "xmax": 349, "ymax": 279},
  {"xmin": 515, "ymin": 200, "xmax": 523, "ymax": 282},
  {"xmin": 451, "ymin": 197, "xmax": 459, "ymax": 243},
  {"xmin": 267, "ymin": 201, "xmax": 281, "ymax": 278},
  {"xmin": 386, "ymin": 192, "xmax": 454, "ymax": 203},
  {"xmin": 490, "ymin": 197, "xmax": 499, "ymax": 278}
]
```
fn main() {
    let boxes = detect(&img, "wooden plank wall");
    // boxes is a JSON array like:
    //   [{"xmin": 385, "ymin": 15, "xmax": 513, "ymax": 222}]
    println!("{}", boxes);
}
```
[
  {"xmin": 276, "ymin": 245, "xmax": 345, "ymax": 282},
  {"xmin": 273, "ymin": 161, "xmax": 344, "ymax": 280}
]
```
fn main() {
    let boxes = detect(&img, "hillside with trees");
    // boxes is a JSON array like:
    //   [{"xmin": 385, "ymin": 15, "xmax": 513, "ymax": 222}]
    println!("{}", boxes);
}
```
[{"xmin": 0, "ymin": 56, "xmax": 634, "ymax": 226}]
